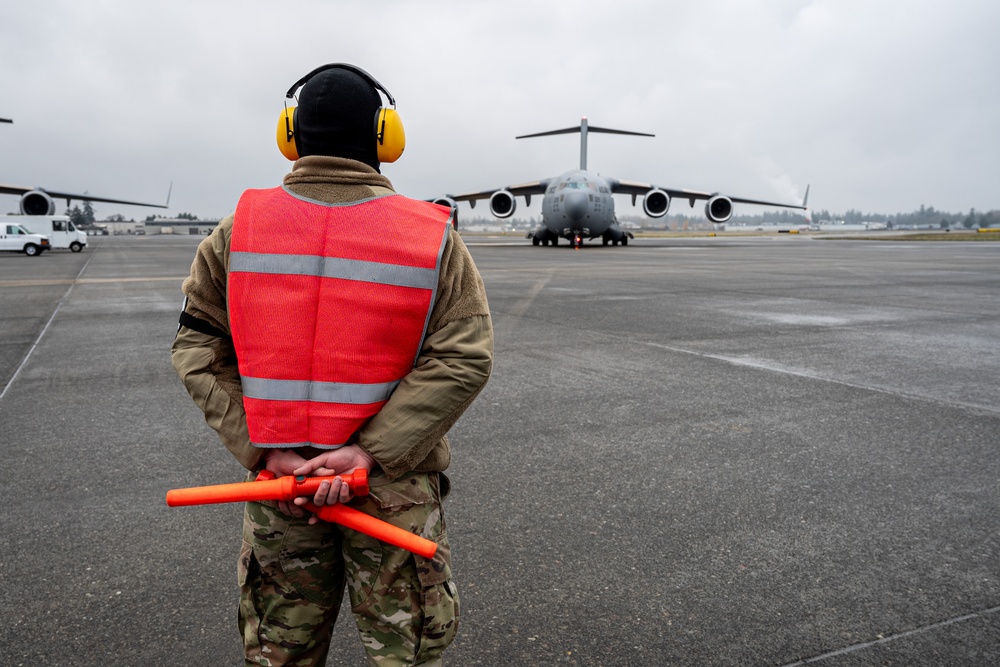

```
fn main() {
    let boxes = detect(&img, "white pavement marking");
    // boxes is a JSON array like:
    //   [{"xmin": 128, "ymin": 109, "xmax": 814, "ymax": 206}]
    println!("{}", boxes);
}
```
[
  {"xmin": 0, "ymin": 252, "xmax": 97, "ymax": 401},
  {"xmin": 641, "ymin": 341, "xmax": 1000, "ymax": 416}
]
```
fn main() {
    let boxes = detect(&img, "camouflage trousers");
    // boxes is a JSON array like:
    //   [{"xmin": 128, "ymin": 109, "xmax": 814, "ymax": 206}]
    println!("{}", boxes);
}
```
[{"xmin": 238, "ymin": 470, "xmax": 459, "ymax": 667}]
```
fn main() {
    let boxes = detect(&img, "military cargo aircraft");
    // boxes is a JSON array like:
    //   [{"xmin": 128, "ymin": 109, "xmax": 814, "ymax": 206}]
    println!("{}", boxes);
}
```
[
  {"xmin": 1, "ymin": 117, "xmax": 168, "ymax": 215},
  {"xmin": 432, "ymin": 117, "xmax": 808, "ymax": 248}
]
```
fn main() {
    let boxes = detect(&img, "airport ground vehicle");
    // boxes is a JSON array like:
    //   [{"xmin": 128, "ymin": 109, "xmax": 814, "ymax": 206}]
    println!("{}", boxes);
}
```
[
  {"xmin": 1, "ymin": 215, "xmax": 87, "ymax": 252},
  {"xmin": 0, "ymin": 221, "xmax": 50, "ymax": 256}
]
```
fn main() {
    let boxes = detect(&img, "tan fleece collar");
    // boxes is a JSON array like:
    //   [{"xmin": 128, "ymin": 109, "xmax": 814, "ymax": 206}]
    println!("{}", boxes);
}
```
[{"xmin": 284, "ymin": 156, "xmax": 395, "ymax": 191}]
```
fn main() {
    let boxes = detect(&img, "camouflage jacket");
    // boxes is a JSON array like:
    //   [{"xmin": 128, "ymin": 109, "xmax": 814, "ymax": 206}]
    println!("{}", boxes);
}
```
[{"xmin": 171, "ymin": 156, "xmax": 493, "ymax": 479}]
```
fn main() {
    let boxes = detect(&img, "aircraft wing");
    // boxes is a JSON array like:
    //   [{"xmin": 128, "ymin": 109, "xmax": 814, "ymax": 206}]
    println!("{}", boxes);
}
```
[
  {"xmin": 613, "ymin": 179, "xmax": 806, "ymax": 210},
  {"xmin": 613, "ymin": 179, "xmax": 713, "ymax": 201},
  {"xmin": 444, "ymin": 179, "xmax": 550, "ymax": 207},
  {"xmin": 0, "ymin": 183, "xmax": 169, "ymax": 208}
]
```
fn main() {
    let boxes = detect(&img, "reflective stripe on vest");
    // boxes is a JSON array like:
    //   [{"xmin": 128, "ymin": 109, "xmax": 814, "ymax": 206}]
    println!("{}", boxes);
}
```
[
  {"xmin": 229, "ymin": 252, "xmax": 438, "ymax": 289},
  {"xmin": 241, "ymin": 376, "xmax": 399, "ymax": 405},
  {"xmin": 228, "ymin": 186, "xmax": 452, "ymax": 449}
]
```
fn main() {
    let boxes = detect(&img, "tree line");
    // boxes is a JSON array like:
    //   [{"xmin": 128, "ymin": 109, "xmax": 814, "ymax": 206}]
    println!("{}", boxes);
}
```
[
  {"xmin": 63, "ymin": 203, "xmax": 200, "ymax": 226},
  {"xmin": 726, "ymin": 205, "xmax": 997, "ymax": 229}
]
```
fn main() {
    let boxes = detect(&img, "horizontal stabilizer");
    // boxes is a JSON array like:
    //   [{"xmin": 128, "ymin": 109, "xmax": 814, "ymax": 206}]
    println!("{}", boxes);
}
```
[
  {"xmin": 516, "ymin": 117, "xmax": 654, "ymax": 170},
  {"xmin": 517, "ymin": 126, "xmax": 653, "ymax": 139}
]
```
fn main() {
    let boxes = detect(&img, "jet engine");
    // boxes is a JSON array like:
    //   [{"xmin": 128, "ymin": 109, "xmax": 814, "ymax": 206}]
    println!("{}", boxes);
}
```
[
  {"xmin": 642, "ymin": 189, "xmax": 670, "ymax": 218},
  {"xmin": 431, "ymin": 196, "xmax": 457, "ymax": 211},
  {"xmin": 489, "ymin": 189, "xmax": 516, "ymax": 219},
  {"xmin": 705, "ymin": 194, "xmax": 734, "ymax": 223},
  {"xmin": 20, "ymin": 190, "xmax": 56, "ymax": 216}
]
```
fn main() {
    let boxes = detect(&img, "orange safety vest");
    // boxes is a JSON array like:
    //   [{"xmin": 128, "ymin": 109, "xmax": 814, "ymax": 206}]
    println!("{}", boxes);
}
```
[{"xmin": 228, "ymin": 186, "xmax": 452, "ymax": 449}]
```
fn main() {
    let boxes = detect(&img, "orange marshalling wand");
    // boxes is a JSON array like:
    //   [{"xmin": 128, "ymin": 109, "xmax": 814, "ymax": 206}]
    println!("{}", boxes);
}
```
[
  {"xmin": 166, "ymin": 469, "xmax": 370, "ymax": 506},
  {"xmin": 300, "ymin": 502, "xmax": 437, "ymax": 559},
  {"xmin": 166, "ymin": 469, "xmax": 436, "ymax": 559}
]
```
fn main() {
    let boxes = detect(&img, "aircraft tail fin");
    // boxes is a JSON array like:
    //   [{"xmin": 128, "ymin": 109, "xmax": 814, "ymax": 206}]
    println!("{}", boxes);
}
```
[{"xmin": 516, "ymin": 117, "xmax": 653, "ymax": 170}]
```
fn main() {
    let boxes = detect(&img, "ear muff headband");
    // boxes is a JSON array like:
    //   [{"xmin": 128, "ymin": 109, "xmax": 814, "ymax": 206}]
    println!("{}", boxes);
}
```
[{"xmin": 276, "ymin": 63, "xmax": 405, "ymax": 163}]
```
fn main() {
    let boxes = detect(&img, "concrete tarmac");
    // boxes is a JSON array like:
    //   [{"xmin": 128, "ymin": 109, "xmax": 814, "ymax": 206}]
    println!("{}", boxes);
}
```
[{"xmin": 0, "ymin": 234, "xmax": 997, "ymax": 666}]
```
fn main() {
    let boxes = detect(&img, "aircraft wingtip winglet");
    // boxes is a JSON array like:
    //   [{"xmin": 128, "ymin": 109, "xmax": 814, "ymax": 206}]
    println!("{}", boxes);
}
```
[
  {"xmin": 165, "ymin": 181, "xmax": 173, "ymax": 208},
  {"xmin": 802, "ymin": 184, "xmax": 810, "ymax": 208}
]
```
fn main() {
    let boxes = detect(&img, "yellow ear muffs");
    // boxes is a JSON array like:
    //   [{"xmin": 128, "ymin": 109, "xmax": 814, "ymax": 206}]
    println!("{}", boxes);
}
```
[
  {"xmin": 375, "ymin": 107, "xmax": 405, "ymax": 163},
  {"xmin": 278, "ymin": 63, "xmax": 406, "ymax": 164},
  {"xmin": 276, "ymin": 106, "xmax": 299, "ymax": 161}
]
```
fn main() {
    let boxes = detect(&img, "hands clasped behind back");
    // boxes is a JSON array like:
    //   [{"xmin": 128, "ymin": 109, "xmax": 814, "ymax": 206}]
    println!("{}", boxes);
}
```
[{"xmin": 263, "ymin": 445, "xmax": 378, "ymax": 523}]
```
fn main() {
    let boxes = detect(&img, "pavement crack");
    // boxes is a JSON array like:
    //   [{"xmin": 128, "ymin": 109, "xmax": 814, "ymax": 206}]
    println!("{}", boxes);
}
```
[{"xmin": 777, "ymin": 604, "xmax": 1000, "ymax": 666}]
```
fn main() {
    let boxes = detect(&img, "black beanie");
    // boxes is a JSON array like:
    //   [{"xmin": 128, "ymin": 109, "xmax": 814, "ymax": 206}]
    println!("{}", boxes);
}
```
[{"xmin": 295, "ymin": 67, "xmax": 382, "ymax": 170}]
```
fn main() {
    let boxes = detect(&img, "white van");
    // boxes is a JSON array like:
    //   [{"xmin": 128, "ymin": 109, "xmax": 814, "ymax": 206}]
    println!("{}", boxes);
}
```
[
  {"xmin": 0, "ymin": 222, "xmax": 50, "ymax": 256},
  {"xmin": 2, "ymin": 215, "xmax": 87, "ymax": 252}
]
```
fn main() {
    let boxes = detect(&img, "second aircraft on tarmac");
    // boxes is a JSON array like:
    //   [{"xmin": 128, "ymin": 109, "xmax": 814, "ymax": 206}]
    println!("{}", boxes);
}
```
[{"xmin": 432, "ymin": 117, "xmax": 808, "ymax": 248}]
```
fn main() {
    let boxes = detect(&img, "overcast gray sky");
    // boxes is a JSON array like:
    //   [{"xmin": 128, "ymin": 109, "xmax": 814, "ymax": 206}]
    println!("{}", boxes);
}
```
[{"xmin": 2, "ymin": 0, "xmax": 998, "ymax": 221}]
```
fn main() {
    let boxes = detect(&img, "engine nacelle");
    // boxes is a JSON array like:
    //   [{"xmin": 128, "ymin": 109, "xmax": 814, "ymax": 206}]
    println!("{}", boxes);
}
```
[
  {"xmin": 705, "ymin": 194, "xmax": 733, "ymax": 223},
  {"xmin": 431, "ymin": 197, "xmax": 459, "ymax": 228},
  {"xmin": 489, "ymin": 189, "xmax": 516, "ymax": 219},
  {"xmin": 20, "ymin": 190, "xmax": 56, "ymax": 216},
  {"xmin": 642, "ymin": 189, "xmax": 670, "ymax": 218}
]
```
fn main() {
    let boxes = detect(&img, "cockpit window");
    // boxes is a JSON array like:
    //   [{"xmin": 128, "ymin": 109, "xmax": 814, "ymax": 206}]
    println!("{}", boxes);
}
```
[{"xmin": 559, "ymin": 181, "xmax": 601, "ymax": 191}]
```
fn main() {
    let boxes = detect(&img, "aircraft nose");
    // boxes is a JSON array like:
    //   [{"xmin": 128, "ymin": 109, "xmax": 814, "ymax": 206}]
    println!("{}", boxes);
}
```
[{"xmin": 564, "ymin": 191, "xmax": 589, "ymax": 221}]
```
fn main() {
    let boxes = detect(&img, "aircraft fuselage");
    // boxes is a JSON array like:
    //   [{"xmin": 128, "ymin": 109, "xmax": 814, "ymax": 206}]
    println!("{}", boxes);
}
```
[{"xmin": 536, "ymin": 170, "xmax": 626, "ymax": 245}]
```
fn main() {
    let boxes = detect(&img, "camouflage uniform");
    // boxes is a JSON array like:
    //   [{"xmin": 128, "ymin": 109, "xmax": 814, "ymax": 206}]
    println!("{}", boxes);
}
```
[
  {"xmin": 239, "ymin": 471, "xmax": 457, "ymax": 667},
  {"xmin": 171, "ymin": 156, "xmax": 493, "ymax": 666}
]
